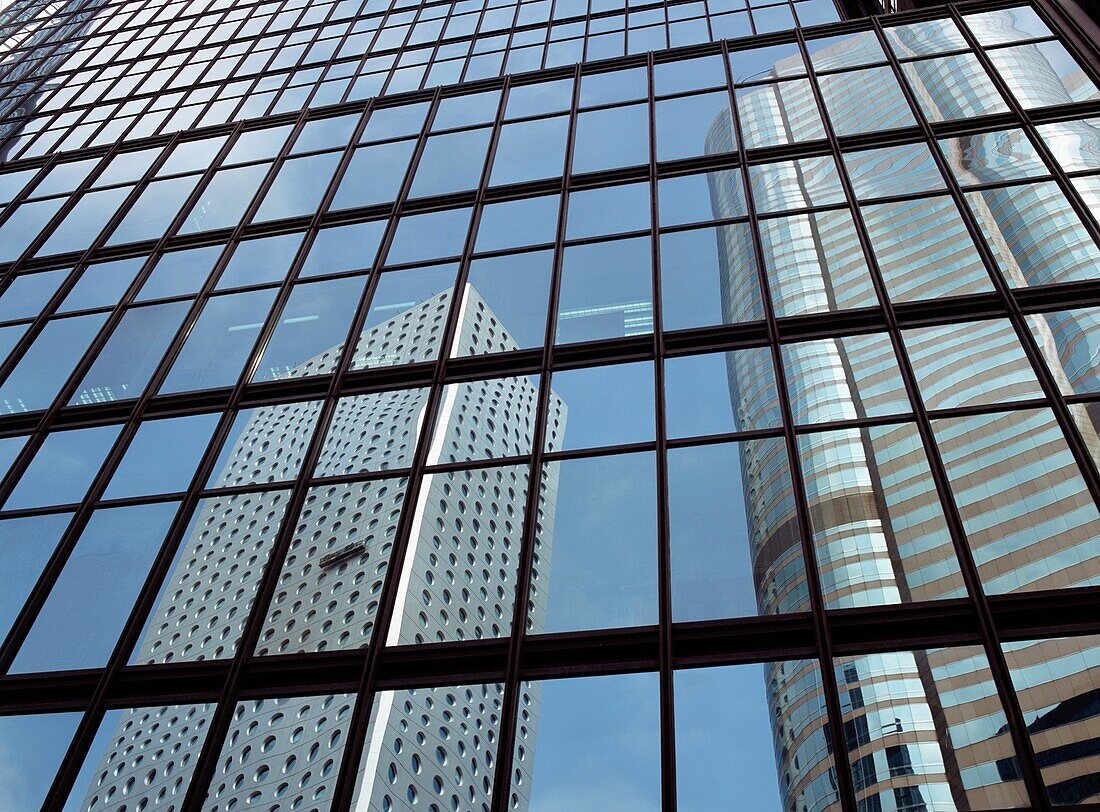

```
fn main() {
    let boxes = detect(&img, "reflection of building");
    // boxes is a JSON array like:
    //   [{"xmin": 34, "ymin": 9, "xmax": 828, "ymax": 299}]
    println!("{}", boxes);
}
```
[
  {"xmin": 708, "ymin": 13, "xmax": 1100, "ymax": 811},
  {"xmin": 78, "ymin": 285, "xmax": 565, "ymax": 811},
  {"xmin": 0, "ymin": 0, "xmax": 106, "ymax": 158}
]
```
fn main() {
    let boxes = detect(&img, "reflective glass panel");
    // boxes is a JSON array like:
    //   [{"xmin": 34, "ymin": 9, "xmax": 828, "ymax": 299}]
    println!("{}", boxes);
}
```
[
  {"xmin": 10, "ymin": 501, "xmax": 179, "ymax": 673},
  {"xmin": 511, "ymin": 673, "xmax": 660, "ymax": 810},
  {"xmin": 556, "ymin": 236, "xmax": 653, "ymax": 344},
  {"xmin": 0, "ymin": 712, "xmax": 82, "ymax": 808},
  {"xmin": 835, "ymin": 646, "xmax": 1029, "ymax": 809},
  {"xmin": 676, "ymin": 659, "xmax": 839, "ymax": 810},
  {"xmin": 62, "ymin": 704, "xmax": 216, "ymax": 812},
  {"xmin": 203, "ymin": 694, "xmax": 355, "ymax": 808},
  {"xmin": 159, "ymin": 288, "xmax": 279, "ymax": 393},
  {"xmin": 252, "ymin": 274, "xmax": 369, "ymax": 381},
  {"xmin": 534, "ymin": 452, "xmax": 657, "ymax": 632},
  {"xmin": 5, "ymin": 424, "xmax": 122, "ymax": 510},
  {"xmin": 797, "ymin": 423, "xmax": 966, "ymax": 607}
]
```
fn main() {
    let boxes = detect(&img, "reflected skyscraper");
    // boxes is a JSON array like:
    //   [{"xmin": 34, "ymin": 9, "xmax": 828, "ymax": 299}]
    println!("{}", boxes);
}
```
[
  {"xmin": 78, "ymin": 285, "xmax": 565, "ymax": 812},
  {"xmin": 707, "ymin": 12, "xmax": 1100, "ymax": 810}
]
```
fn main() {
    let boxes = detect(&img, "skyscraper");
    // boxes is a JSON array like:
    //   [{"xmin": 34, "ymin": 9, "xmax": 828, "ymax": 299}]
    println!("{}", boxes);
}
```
[{"xmin": 0, "ymin": 0, "xmax": 1098, "ymax": 810}]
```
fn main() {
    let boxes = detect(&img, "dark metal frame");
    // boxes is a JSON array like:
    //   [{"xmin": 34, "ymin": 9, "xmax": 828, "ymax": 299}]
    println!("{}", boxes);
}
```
[{"xmin": 0, "ymin": 0, "xmax": 1097, "ymax": 810}]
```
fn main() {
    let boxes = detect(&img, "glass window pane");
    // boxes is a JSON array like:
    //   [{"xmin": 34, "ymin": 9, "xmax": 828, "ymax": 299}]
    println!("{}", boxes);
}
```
[
  {"xmin": 572, "ymin": 103, "xmax": 650, "ymax": 173},
  {"xmin": 987, "ymin": 41, "xmax": 1100, "ymax": 109},
  {"xmin": 292, "ymin": 113, "xmax": 358, "ymax": 153},
  {"xmin": 178, "ymin": 163, "xmax": 269, "ymax": 234},
  {"xmin": 409, "ymin": 127, "xmax": 492, "ymax": 197},
  {"xmin": 206, "ymin": 401, "xmax": 323, "ymax": 489},
  {"xmin": 0, "ymin": 268, "xmax": 70, "ymax": 322},
  {"xmin": 798, "ymin": 423, "xmax": 966, "ymax": 607},
  {"xmin": 835, "ymin": 646, "xmax": 1028, "ymax": 809},
  {"xmin": 933, "ymin": 409, "xmax": 1100, "ymax": 594},
  {"xmin": 254, "ymin": 152, "xmax": 341, "ymax": 221},
  {"xmin": 392, "ymin": 464, "xmax": 529, "ymax": 643},
  {"xmin": 556, "ymin": 236, "xmax": 653, "ymax": 344},
  {"xmin": 676, "ymin": 659, "xmax": 838, "ymax": 810},
  {"xmin": 216, "ymin": 232, "xmax": 305, "ymax": 290},
  {"xmin": 315, "ymin": 390, "xmax": 428, "ymax": 476},
  {"xmin": 385, "ymin": 207, "xmax": 472, "ymax": 265},
  {"xmin": 737, "ymin": 79, "xmax": 826, "ymax": 148},
  {"xmin": 818, "ymin": 66, "xmax": 917, "ymax": 136},
  {"xmin": 862, "ymin": 195, "xmax": 995, "ymax": 302},
  {"xmin": 1026, "ymin": 307, "xmax": 1100, "ymax": 396},
  {"xmin": 964, "ymin": 181, "xmax": 1100, "ymax": 288},
  {"xmin": 0, "ymin": 198, "xmax": 65, "ymax": 262},
  {"xmin": 0, "ymin": 712, "xmax": 82, "ymax": 808},
  {"xmin": 300, "ymin": 220, "xmax": 385, "ymax": 277},
  {"xmin": 475, "ymin": 195, "xmax": 559, "ymax": 252},
  {"xmin": 511, "ymin": 673, "xmax": 660, "ymax": 809},
  {"xmin": 806, "ymin": 30, "xmax": 887, "ymax": 70},
  {"xmin": 651, "ymin": 54, "xmax": 721, "ymax": 94},
  {"xmin": 159, "ymin": 135, "xmax": 229, "ymax": 174},
  {"xmin": 62, "ymin": 703, "xmax": 216, "ymax": 812},
  {"xmin": 38, "ymin": 186, "xmax": 132, "ymax": 256},
  {"xmin": 331, "ymin": 140, "xmax": 416, "ymax": 209},
  {"xmin": 1035, "ymin": 117, "xmax": 1100, "ymax": 173},
  {"xmin": 939, "ymin": 129, "xmax": 1047, "ymax": 186},
  {"xmin": 361, "ymin": 102, "xmax": 430, "ymax": 142},
  {"xmin": 535, "ymin": 452, "xmax": 657, "ymax": 632},
  {"xmin": 353, "ymin": 264, "xmax": 458, "ymax": 368},
  {"xmin": 129, "ymin": 489, "xmax": 293, "ymax": 664},
  {"xmin": 105, "ymin": 175, "xmax": 201, "ymax": 245},
  {"xmin": 505, "ymin": 78, "xmax": 573, "ymax": 118},
  {"xmin": 105, "ymin": 413, "xmax": 219, "ymax": 499},
  {"xmin": 670, "ymin": 439, "xmax": 807, "ymax": 620},
  {"xmin": 4, "ymin": 424, "xmax": 122, "ymax": 510},
  {"xmin": 547, "ymin": 361, "xmax": 653, "ymax": 450},
  {"xmin": 578, "ymin": 66, "xmax": 648, "ymax": 106},
  {"xmin": 352, "ymin": 683, "xmax": 504, "ymax": 808},
  {"xmin": 10, "ymin": 501, "xmax": 179, "ymax": 673},
  {"xmin": 782, "ymin": 334, "xmax": 910, "ymax": 424},
  {"xmin": 203, "ymin": 694, "xmax": 355, "ymax": 808},
  {"xmin": 565, "ymin": 182, "xmax": 650, "ymax": 239},
  {"xmin": 431, "ymin": 376, "xmax": 540, "ymax": 462},
  {"xmin": 60, "ymin": 257, "xmax": 145, "ymax": 312},
  {"xmin": 433, "ymin": 90, "xmax": 501, "ymax": 130},
  {"xmin": 226, "ymin": 125, "xmax": 295, "ymax": 164},
  {"xmin": 655, "ymin": 92, "xmax": 733, "ymax": 161},
  {"xmin": 490, "ymin": 116, "xmax": 568, "ymax": 185},
  {"xmin": 660, "ymin": 223, "xmax": 764, "ymax": 329},
  {"xmin": 70, "ymin": 301, "xmax": 190, "ymax": 405},
  {"xmin": 758, "ymin": 209, "xmax": 877, "ymax": 316},
  {"xmin": 136, "ymin": 245, "xmax": 221, "ymax": 301},
  {"xmin": 901, "ymin": 54, "xmax": 1010, "ymax": 121},
  {"xmin": 884, "ymin": 18, "xmax": 970, "ymax": 56},
  {"xmin": 160, "ymin": 288, "xmax": 278, "ymax": 393},
  {"xmin": 665, "ymin": 347, "xmax": 780, "ymax": 437},
  {"xmin": 748, "ymin": 155, "xmax": 845, "ymax": 213},
  {"xmin": 903, "ymin": 320, "xmax": 1043, "ymax": 409},
  {"xmin": 0, "ymin": 310, "xmax": 109, "ymax": 411},
  {"xmin": 0, "ymin": 167, "xmax": 44, "ymax": 202},
  {"xmin": 256, "ymin": 478, "xmax": 408, "ymax": 655},
  {"xmin": 459, "ymin": 251, "xmax": 552, "ymax": 354},
  {"xmin": 0, "ymin": 513, "xmax": 73, "ymax": 641},
  {"xmin": 844, "ymin": 143, "xmax": 945, "ymax": 200},
  {"xmin": 252, "ymin": 274, "xmax": 368, "ymax": 381},
  {"xmin": 659, "ymin": 170, "xmax": 744, "ymax": 226},
  {"xmin": 1002, "ymin": 634, "xmax": 1100, "ymax": 805},
  {"xmin": 964, "ymin": 6, "xmax": 1053, "ymax": 45}
]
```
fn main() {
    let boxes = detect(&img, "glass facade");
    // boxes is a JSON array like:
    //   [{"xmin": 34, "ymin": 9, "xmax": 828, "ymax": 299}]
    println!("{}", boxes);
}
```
[{"xmin": 0, "ymin": 0, "xmax": 1099, "ymax": 809}]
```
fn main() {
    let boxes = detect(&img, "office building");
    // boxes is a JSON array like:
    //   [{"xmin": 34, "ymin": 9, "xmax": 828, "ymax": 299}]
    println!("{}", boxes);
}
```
[{"xmin": 0, "ymin": 0, "xmax": 1097, "ymax": 810}]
